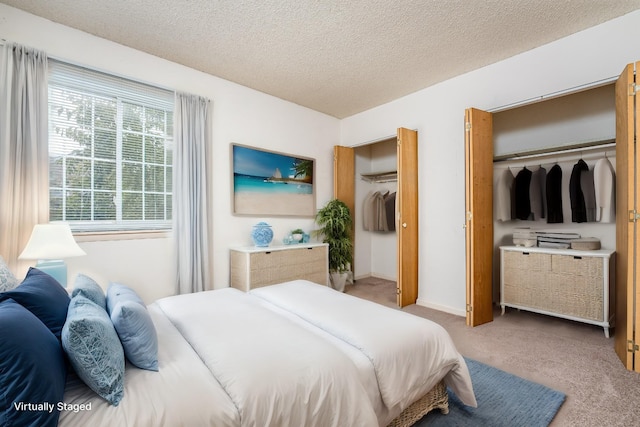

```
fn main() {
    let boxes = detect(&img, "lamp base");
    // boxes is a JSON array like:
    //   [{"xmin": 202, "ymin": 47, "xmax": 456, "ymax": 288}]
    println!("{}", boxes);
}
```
[{"xmin": 35, "ymin": 260, "xmax": 67, "ymax": 286}]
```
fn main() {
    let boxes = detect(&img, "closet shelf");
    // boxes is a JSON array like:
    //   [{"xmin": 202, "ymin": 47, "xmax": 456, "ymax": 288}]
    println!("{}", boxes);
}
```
[{"xmin": 360, "ymin": 170, "xmax": 397, "ymax": 183}]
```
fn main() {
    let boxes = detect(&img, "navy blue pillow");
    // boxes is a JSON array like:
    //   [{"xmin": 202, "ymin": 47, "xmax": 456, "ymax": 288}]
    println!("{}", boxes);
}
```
[
  {"xmin": 0, "ymin": 267, "xmax": 71, "ymax": 340},
  {"xmin": 0, "ymin": 299, "xmax": 67, "ymax": 427}
]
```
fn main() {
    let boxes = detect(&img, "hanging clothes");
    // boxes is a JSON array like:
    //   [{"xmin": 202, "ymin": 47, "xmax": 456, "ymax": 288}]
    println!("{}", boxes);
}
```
[
  {"xmin": 530, "ymin": 166, "xmax": 546, "ymax": 220},
  {"xmin": 570, "ymin": 159, "xmax": 589, "ymax": 223},
  {"xmin": 363, "ymin": 191, "xmax": 394, "ymax": 232},
  {"xmin": 581, "ymin": 167, "xmax": 596, "ymax": 222},
  {"xmin": 514, "ymin": 167, "xmax": 532, "ymax": 220},
  {"xmin": 495, "ymin": 168, "xmax": 514, "ymax": 221},
  {"xmin": 546, "ymin": 164, "xmax": 563, "ymax": 223},
  {"xmin": 594, "ymin": 157, "xmax": 616, "ymax": 223},
  {"xmin": 363, "ymin": 191, "xmax": 376, "ymax": 231},
  {"xmin": 376, "ymin": 191, "xmax": 389, "ymax": 232},
  {"xmin": 384, "ymin": 192, "xmax": 396, "ymax": 231}
]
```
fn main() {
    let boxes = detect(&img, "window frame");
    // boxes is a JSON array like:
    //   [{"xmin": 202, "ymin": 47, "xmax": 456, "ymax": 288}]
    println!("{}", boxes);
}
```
[{"xmin": 47, "ymin": 60, "xmax": 174, "ymax": 233}]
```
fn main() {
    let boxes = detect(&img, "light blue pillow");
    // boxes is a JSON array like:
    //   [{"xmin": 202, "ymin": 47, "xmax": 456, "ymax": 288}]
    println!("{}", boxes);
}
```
[
  {"xmin": 110, "ymin": 300, "xmax": 159, "ymax": 371},
  {"xmin": 106, "ymin": 282, "xmax": 144, "ymax": 315},
  {"xmin": 62, "ymin": 295, "xmax": 125, "ymax": 406},
  {"xmin": 0, "ymin": 255, "xmax": 19, "ymax": 292},
  {"xmin": 72, "ymin": 274, "xmax": 106, "ymax": 310}
]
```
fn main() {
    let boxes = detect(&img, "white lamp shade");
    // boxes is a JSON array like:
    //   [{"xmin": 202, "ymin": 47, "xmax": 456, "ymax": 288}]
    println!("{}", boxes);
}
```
[{"xmin": 19, "ymin": 224, "xmax": 86, "ymax": 260}]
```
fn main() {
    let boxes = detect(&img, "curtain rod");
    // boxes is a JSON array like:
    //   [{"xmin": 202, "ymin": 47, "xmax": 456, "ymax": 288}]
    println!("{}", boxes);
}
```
[{"xmin": 493, "ymin": 139, "xmax": 615, "ymax": 163}]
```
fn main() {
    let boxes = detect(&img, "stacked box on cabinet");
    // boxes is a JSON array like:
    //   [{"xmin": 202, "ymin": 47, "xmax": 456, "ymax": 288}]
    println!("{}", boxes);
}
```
[
  {"xmin": 512, "ymin": 229, "xmax": 537, "ymax": 247},
  {"xmin": 536, "ymin": 231, "xmax": 581, "ymax": 249}
]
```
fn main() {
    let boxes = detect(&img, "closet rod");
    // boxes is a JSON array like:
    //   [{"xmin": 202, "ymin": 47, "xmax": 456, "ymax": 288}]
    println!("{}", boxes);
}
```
[{"xmin": 493, "ymin": 139, "xmax": 615, "ymax": 163}]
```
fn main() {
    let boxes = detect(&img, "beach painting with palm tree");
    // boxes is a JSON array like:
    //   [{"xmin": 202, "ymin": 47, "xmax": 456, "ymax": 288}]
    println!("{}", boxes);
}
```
[{"xmin": 231, "ymin": 143, "xmax": 315, "ymax": 216}]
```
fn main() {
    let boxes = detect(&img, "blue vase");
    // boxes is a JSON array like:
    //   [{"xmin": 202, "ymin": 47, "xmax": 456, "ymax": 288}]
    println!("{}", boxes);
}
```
[{"xmin": 251, "ymin": 222, "xmax": 274, "ymax": 247}]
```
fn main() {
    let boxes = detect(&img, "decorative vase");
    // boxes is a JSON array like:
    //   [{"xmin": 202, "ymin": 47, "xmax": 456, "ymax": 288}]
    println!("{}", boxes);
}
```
[{"xmin": 251, "ymin": 222, "xmax": 273, "ymax": 247}]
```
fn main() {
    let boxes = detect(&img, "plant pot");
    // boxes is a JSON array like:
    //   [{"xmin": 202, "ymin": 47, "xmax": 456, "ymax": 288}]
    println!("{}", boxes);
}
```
[
  {"xmin": 292, "ymin": 233, "xmax": 303, "ymax": 243},
  {"xmin": 330, "ymin": 271, "xmax": 349, "ymax": 292}
]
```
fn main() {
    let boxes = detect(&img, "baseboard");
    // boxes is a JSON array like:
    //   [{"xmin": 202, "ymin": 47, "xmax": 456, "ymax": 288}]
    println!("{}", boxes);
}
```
[
  {"xmin": 353, "ymin": 273, "xmax": 396, "ymax": 282},
  {"xmin": 415, "ymin": 297, "xmax": 466, "ymax": 317}
]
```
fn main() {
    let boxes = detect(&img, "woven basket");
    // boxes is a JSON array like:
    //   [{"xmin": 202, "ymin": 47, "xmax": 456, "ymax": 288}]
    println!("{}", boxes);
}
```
[{"xmin": 387, "ymin": 380, "xmax": 449, "ymax": 427}]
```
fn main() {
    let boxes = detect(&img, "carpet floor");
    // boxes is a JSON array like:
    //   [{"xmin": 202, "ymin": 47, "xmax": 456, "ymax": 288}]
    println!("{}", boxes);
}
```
[
  {"xmin": 418, "ymin": 358, "xmax": 565, "ymax": 426},
  {"xmin": 345, "ymin": 277, "xmax": 640, "ymax": 427}
]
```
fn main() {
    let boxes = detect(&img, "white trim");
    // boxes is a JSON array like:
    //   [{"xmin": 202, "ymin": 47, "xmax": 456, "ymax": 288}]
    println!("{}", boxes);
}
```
[
  {"xmin": 488, "ymin": 76, "xmax": 617, "ymax": 113},
  {"xmin": 73, "ymin": 229, "xmax": 170, "ymax": 242},
  {"xmin": 415, "ymin": 298, "xmax": 466, "ymax": 317}
]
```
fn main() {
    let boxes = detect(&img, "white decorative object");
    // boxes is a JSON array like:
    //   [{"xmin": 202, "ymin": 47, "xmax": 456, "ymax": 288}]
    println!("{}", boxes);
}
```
[{"xmin": 19, "ymin": 223, "xmax": 86, "ymax": 286}]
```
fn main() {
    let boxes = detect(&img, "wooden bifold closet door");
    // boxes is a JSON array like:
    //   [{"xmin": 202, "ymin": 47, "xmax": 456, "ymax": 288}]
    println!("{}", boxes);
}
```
[
  {"xmin": 614, "ymin": 61, "xmax": 640, "ymax": 372},
  {"xmin": 464, "ymin": 108, "xmax": 494, "ymax": 327}
]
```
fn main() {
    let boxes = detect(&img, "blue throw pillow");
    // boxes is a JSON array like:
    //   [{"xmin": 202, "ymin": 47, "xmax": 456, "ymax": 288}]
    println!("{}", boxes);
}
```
[
  {"xmin": 0, "ymin": 267, "xmax": 70, "ymax": 340},
  {"xmin": 72, "ymin": 274, "xmax": 106, "ymax": 310},
  {"xmin": 106, "ymin": 282, "xmax": 144, "ymax": 315},
  {"xmin": 110, "ymin": 300, "xmax": 159, "ymax": 371},
  {"xmin": 62, "ymin": 295, "xmax": 125, "ymax": 406},
  {"xmin": 0, "ymin": 256, "xmax": 19, "ymax": 292},
  {"xmin": 0, "ymin": 299, "xmax": 66, "ymax": 427}
]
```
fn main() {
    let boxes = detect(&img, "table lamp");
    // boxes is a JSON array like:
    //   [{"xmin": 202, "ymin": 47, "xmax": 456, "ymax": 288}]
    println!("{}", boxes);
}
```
[{"xmin": 18, "ymin": 223, "xmax": 86, "ymax": 286}]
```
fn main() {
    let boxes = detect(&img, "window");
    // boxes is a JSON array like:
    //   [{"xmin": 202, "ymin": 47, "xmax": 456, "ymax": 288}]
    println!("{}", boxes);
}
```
[{"xmin": 48, "ymin": 61, "xmax": 174, "ymax": 232}]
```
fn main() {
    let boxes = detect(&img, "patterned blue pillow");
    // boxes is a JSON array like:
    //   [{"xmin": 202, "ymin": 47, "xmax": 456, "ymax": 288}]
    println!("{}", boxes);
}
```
[
  {"xmin": 72, "ymin": 274, "xmax": 106, "ymax": 310},
  {"xmin": 0, "ymin": 299, "xmax": 67, "ymax": 427},
  {"xmin": 110, "ymin": 300, "xmax": 159, "ymax": 371},
  {"xmin": 0, "ymin": 256, "xmax": 19, "ymax": 292},
  {"xmin": 62, "ymin": 295, "xmax": 125, "ymax": 406},
  {"xmin": 0, "ymin": 267, "xmax": 70, "ymax": 340}
]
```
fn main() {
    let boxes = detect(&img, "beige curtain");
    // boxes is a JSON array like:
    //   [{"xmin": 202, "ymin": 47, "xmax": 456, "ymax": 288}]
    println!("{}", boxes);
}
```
[
  {"xmin": 0, "ymin": 43, "xmax": 49, "ymax": 278},
  {"xmin": 173, "ymin": 92, "xmax": 213, "ymax": 294}
]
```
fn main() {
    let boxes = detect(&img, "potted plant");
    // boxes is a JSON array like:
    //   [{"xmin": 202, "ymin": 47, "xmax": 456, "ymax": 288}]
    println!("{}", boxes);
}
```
[
  {"xmin": 291, "ymin": 228, "xmax": 304, "ymax": 243},
  {"xmin": 314, "ymin": 199, "xmax": 353, "ymax": 292}
]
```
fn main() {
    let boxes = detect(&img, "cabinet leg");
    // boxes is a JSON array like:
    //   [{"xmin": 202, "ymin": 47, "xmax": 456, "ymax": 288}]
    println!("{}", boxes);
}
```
[
  {"xmin": 501, "ymin": 305, "xmax": 505, "ymax": 315},
  {"xmin": 604, "ymin": 327, "xmax": 610, "ymax": 338}
]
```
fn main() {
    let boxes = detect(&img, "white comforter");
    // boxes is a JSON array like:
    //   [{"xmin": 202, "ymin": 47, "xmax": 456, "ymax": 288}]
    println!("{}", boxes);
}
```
[
  {"xmin": 251, "ymin": 280, "xmax": 477, "ymax": 425},
  {"xmin": 60, "ymin": 287, "xmax": 378, "ymax": 427}
]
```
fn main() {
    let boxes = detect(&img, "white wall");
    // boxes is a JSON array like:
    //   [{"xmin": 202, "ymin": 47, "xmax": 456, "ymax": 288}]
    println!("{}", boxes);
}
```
[
  {"xmin": 340, "ymin": 10, "xmax": 640, "ymax": 316},
  {"xmin": 0, "ymin": 4, "xmax": 340, "ymax": 303}
]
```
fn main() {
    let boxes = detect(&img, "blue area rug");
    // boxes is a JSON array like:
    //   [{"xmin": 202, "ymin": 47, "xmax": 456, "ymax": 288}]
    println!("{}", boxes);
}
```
[{"xmin": 417, "ymin": 358, "xmax": 566, "ymax": 427}]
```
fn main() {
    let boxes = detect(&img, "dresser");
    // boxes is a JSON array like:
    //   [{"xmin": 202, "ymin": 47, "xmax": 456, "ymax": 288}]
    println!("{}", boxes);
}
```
[
  {"xmin": 500, "ymin": 245, "xmax": 615, "ymax": 337},
  {"xmin": 230, "ymin": 243, "xmax": 329, "ymax": 291}
]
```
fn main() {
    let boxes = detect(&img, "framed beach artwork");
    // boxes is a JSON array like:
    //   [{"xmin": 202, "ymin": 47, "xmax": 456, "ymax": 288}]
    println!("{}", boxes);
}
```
[{"xmin": 231, "ymin": 143, "xmax": 315, "ymax": 216}]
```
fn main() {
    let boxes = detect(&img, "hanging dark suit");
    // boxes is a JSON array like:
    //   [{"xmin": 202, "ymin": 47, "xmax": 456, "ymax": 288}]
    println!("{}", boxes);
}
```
[
  {"xmin": 546, "ymin": 164, "xmax": 563, "ymax": 223},
  {"xmin": 514, "ymin": 167, "xmax": 532, "ymax": 220},
  {"xmin": 570, "ymin": 159, "xmax": 589, "ymax": 223}
]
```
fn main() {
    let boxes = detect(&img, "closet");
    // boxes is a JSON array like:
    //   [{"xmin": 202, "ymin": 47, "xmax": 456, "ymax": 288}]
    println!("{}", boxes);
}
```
[
  {"xmin": 334, "ymin": 128, "xmax": 418, "ymax": 307},
  {"xmin": 466, "ymin": 60, "xmax": 640, "ymax": 373}
]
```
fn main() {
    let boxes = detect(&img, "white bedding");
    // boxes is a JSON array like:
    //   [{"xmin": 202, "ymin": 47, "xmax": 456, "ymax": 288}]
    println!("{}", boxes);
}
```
[
  {"xmin": 250, "ymin": 280, "xmax": 477, "ymax": 425},
  {"xmin": 59, "ymin": 281, "xmax": 475, "ymax": 427},
  {"xmin": 59, "ymin": 302, "xmax": 239, "ymax": 427},
  {"xmin": 60, "ymin": 287, "xmax": 378, "ymax": 427}
]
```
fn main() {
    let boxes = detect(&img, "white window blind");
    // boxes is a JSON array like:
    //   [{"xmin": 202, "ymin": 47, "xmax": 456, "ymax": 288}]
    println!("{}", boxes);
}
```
[{"xmin": 48, "ymin": 60, "xmax": 174, "ymax": 232}]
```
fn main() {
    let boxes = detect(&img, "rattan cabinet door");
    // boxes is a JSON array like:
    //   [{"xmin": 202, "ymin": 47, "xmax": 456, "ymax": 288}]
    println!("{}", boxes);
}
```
[
  {"xmin": 548, "ymin": 255, "xmax": 604, "ymax": 321},
  {"xmin": 502, "ymin": 251, "xmax": 551, "ymax": 308}
]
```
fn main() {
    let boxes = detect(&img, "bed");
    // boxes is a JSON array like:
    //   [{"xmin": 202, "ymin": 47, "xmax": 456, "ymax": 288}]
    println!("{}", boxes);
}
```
[
  {"xmin": 59, "ymin": 280, "xmax": 475, "ymax": 426},
  {"xmin": 1, "ymin": 268, "xmax": 476, "ymax": 427}
]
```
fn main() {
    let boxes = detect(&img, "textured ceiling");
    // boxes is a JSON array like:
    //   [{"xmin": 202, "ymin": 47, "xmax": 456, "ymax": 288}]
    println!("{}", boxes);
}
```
[{"xmin": 3, "ymin": 0, "xmax": 640, "ymax": 118}]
